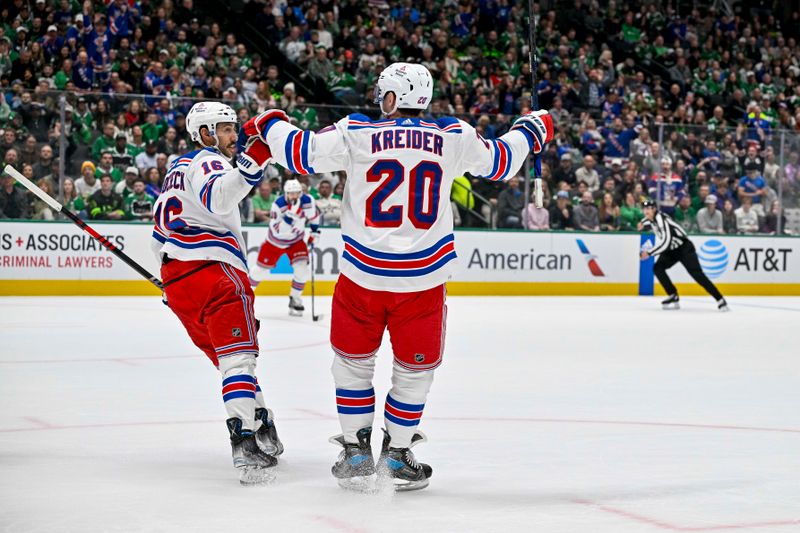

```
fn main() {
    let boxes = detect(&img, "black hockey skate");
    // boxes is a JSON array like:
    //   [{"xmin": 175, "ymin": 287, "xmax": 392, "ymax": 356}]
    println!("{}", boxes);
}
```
[
  {"xmin": 330, "ymin": 427, "xmax": 376, "ymax": 492},
  {"xmin": 288, "ymin": 296, "xmax": 304, "ymax": 317},
  {"xmin": 377, "ymin": 429, "xmax": 432, "ymax": 491},
  {"xmin": 717, "ymin": 298, "xmax": 729, "ymax": 312},
  {"xmin": 226, "ymin": 417, "xmax": 277, "ymax": 485},
  {"xmin": 254, "ymin": 407, "xmax": 284, "ymax": 457},
  {"xmin": 661, "ymin": 294, "xmax": 680, "ymax": 310}
]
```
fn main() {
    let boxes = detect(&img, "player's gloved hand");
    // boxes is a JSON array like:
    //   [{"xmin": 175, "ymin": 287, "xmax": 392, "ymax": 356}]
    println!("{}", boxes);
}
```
[
  {"xmin": 243, "ymin": 109, "xmax": 290, "ymax": 140},
  {"xmin": 236, "ymin": 139, "xmax": 272, "ymax": 184},
  {"xmin": 307, "ymin": 229, "xmax": 320, "ymax": 249},
  {"xmin": 511, "ymin": 109, "xmax": 554, "ymax": 153}
]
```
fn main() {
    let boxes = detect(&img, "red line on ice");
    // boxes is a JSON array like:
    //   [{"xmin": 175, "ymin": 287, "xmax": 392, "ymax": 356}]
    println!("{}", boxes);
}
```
[{"xmin": 573, "ymin": 499, "xmax": 800, "ymax": 531}]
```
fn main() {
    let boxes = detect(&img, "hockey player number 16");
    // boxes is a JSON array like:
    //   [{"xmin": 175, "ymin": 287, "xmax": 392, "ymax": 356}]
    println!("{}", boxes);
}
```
[{"xmin": 365, "ymin": 159, "xmax": 443, "ymax": 230}]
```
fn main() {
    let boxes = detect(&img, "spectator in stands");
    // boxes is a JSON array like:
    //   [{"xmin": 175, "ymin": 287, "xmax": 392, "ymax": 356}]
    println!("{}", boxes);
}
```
[
  {"xmin": 0, "ymin": 172, "xmax": 31, "ymax": 219},
  {"xmin": 60, "ymin": 178, "xmax": 85, "ymax": 218},
  {"xmin": 735, "ymin": 196, "xmax": 760, "ymax": 234},
  {"xmin": 738, "ymin": 162, "xmax": 768, "ymax": 210},
  {"xmin": 619, "ymin": 192, "xmax": 643, "ymax": 231},
  {"xmin": 115, "ymin": 167, "xmax": 140, "ymax": 198},
  {"xmin": 573, "ymin": 191, "xmax": 600, "ymax": 232},
  {"xmin": 673, "ymin": 195, "xmax": 696, "ymax": 232},
  {"xmin": 96, "ymin": 152, "xmax": 122, "ymax": 183},
  {"xmin": 124, "ymin": 178, "xmax": 156, "ymax": 221},
  {"xmin": 721, "ymin": 199, "xmax": 737, "ymax": 234},
  {"xmin": 451, "ymin": 175, "xmax": 476, "ymax": 228},
  {"xmin": 252, "ymin": 181, "xmax": 276, "ymax": 223},
  {"xmin": 92, "ymin": 122, "xmax": 116, "ymax": 160},
  {"xmin": 552, "ymin": 153, "xmax": 576, "ymax": 188},
  {"xmin": 761, "ymin": 200, "xmax": 790, "ymax": 234},
  {"xmin": 87, "ymin": 174, "xmax": 125, "ymax": 220},
  {"xmin": 575, "ymin": 155, "xmax": 600, "ymax": 192},
  {"xmin": 316, "ymin": 179, "xmax": 342, "ymax": 227},
  {"xmin": 696, "ymin": 194, "xmax": 723, "ymax": 234},
  {"xmin": 75, "ymin": 161, "xmax": 100, "ymax": 198},
  {"xmin": 598, "ymin": 192, "xmax": 620, "ymax": 231},
  {"xmin": 135, "ymin": 141, "xmax": 159, "ymax": 173},
  {"xmin": 647, "ymin": 157, "xmax": 684, "ymax": 216},
  {"xmin": 31, "ymin": 178, "xmax": 57, "ymax": 220},
  {"xmin": 497, "ymin": 176, "xmax": 524, "ymax": 229},
  {"xmin": 523, "ymin": 194, "xmax": 550, "ymax": 230},
  {"xmin": 549, "ymin": 190, "xmax": 574, "ymax": 230}
]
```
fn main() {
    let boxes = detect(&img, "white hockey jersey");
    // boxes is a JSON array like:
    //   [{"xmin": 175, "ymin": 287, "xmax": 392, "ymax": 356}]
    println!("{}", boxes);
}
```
[
  {"xmin": 265, "ymin": 193, "xmax": 320, "ymax": 248},
  {"xmin": 264, "ymin": 114, "xmax": 536, "ymax": 291},
  {"xmin": 151, "ymin": 147, "xmax": 260, "ymax": 272}
]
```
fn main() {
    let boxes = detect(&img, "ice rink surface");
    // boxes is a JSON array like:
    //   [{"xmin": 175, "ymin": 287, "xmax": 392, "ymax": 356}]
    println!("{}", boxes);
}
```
[{"xmin": 1, "ymin": 295, "xmax": 799, "ymax": 533}]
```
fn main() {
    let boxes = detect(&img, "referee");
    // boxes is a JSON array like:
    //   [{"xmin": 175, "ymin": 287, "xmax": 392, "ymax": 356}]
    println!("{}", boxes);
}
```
[{"xmin": 639, "ymin": 199, "xmax": 729, "ymax": 311}]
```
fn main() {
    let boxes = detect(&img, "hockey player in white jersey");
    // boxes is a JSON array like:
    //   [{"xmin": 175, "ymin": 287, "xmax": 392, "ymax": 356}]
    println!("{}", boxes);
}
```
[
  {"xmin": 151, "ymin": 102, "xmax": 286, "ymax": 484},
  {"xmin": 242, "ymin": 63, "xmax": 553, "ymax": 490},
  {"xmin": 250, "ymin": 178, "xmax": 320, "ymax": 316}
]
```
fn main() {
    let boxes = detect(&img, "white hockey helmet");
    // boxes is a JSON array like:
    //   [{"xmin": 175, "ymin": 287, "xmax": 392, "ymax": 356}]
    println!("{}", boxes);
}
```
[
  {"xmin": 373, "ymin": 62, "xmax": 433, "ymax": 116},
  {"xmin": 186, "ymin": 101, "xmax": 238, "ymax": 146},
  {"xmin": 283, "ymin": 179, "xmax": 303, "ymax": 195}
]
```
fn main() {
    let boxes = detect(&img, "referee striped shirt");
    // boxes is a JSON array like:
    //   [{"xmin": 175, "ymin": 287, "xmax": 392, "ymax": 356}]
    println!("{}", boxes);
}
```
[{"xmin": 645, "ymin": 212, "xmax": 688, "ymax": 256}]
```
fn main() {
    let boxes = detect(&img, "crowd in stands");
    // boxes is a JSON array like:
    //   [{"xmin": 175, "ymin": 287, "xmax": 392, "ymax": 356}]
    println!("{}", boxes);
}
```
[{"xmin": 0, "ymin": 0, "xmax": 798, "ymax": 235}]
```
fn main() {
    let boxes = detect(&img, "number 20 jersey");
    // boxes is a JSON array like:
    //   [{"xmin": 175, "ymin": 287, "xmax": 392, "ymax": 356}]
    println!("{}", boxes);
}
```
[{"xmin": 264, "ymin": 113, "xmax": 536, "ymax": 292}]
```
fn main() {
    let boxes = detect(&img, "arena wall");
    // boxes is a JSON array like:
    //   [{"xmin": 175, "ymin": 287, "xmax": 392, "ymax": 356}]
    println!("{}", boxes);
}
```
[{"xmin": 0, "ymin": 221, "xmax": 798, "ymax": 296}]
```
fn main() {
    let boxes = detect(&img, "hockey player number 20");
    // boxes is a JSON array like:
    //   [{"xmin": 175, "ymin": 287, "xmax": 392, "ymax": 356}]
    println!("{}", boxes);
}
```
[{"xmin": 365, "ymin": 159, "xmax": 443, "ymax": 230}]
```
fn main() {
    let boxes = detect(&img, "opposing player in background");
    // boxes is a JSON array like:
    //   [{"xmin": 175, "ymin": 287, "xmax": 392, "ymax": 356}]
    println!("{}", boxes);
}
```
[
  {"xmin": 245, "ymin": 62, "xmax": 553, "ymax": 490},
  {"xmin": 249, "ymin": 178, "xmax": 320, "ymax": 316},
  {"xmin": 151, "ymin": 102, "xmax": 284, "ymax": 485},
  {"xmin": 640, "ymin": 199, "xmax": 729, "ymax": 311}
]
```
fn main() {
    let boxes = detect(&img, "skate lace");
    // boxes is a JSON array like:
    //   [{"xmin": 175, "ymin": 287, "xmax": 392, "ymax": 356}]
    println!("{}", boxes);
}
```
[{"xmin": 404, "ymin": 450, "xmax": 418, "ymax": 469}]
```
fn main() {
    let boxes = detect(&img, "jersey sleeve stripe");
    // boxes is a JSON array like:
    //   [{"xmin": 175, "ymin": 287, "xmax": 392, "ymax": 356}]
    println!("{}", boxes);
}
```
[
  {"xmin": 300, "ymin": 131, "xmax": 315, "ymax": 174},
  {"xmin": 284, "ymin": 130, "xmax": 298, "ymax": 172},
  {"xmin": 484, "ymin": 140, "xmax": 510, "ymax": 181}
]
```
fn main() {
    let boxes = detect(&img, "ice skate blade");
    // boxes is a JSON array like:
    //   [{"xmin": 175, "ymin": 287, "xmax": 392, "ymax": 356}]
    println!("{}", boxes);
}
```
[
  {"xmin": 718, "ymin": 305, "xmax": 730, "ymax": 312},
  {"xmin": 336, "ymin": 473, "xmax": 378, "ymax": 493},
  {"xmin": 391, "ymin": 477, "xmax": 430, "ymax": 492},
  {"xmin": 238, "ymin": 465, "xmax": 276, "ymax": 486},
  {"xmin": 661, "ymin": 303, "xmax": 680, "ymax": 310},
  {"xmin": 288, "ymin": 310, "xmax": 303, "ymax": 317}
]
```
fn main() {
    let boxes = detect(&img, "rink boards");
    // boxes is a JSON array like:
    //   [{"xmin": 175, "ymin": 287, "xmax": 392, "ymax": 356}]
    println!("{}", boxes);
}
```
[{"xmin": 0, "ymin": 220, "xmax": 798, "ymax": 296}]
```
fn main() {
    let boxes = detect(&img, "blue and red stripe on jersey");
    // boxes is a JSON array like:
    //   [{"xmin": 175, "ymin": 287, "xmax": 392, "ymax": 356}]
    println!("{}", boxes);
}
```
[
  {"xmin": 483, "ymin": 139, "xmax": 513, "ymax": 182},
  {"xmin": 222, "ymin": 374, "xmax": 257, "ymax": 402},
  {"xmin": 284, "ymin": 130, "xmax": 315, "ymax": 175},
  {"xmin": 336, "ymin": 388, "xmax": 376, "ymax": 415},
  {"xmin": 341, "ymin": 234, "xmax": 457, "ymax": 278},
  {"xmin": 384, "ymin": 395, "xmax": 424, "ymax": 427},
  {"xmin": 214, "ymin": 263, "xmax": 259, "ymax": 357},
  {"xmin": 199, "ymin": 172, "xmax": 223, "ymax": 212},
  {"xmin": 152, "ymin": 226, "xmax": 248, "ymax": 267}
]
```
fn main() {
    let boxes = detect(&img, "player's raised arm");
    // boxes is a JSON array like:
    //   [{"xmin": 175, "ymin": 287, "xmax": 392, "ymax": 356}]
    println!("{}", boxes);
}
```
[
  {"xmin": 459, "ymin": 110, "xmax": 554, "ymax": 182},
  {"xmin": 183, "ymin": 103, "xmax": 273, "ymax": 215},
  {"xmin": 241, "ymin": 109, "xmax": 349, "ymax": 175}
]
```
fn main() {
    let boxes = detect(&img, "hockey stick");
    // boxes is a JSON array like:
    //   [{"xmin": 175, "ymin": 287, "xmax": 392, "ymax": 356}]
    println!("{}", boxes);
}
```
[
  {"xmin": 309, "ymin": 245, "xmax": 321, "ymax": 322},
  {"xmin": 528, "ymin": 0, "xmax": 543, "ymax": 208},
  {"xmin": 3, "ymin": 164, "xmax": 164, "ymax": 290}
]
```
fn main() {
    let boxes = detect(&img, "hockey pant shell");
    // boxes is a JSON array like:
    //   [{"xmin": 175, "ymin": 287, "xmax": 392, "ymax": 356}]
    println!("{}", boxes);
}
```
[
  {"xmin": 162, "ymin": 259, "xmax": 262, "ymax": 430},
  {"xmin": 653, "ymin": 241, "xmax": 724, "ymax": 300}
]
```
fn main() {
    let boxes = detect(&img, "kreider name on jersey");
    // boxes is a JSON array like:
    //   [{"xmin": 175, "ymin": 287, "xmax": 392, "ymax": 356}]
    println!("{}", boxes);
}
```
[{"xmin": 371, "ymin": 130, "xmax": 443, "ymax": 155}]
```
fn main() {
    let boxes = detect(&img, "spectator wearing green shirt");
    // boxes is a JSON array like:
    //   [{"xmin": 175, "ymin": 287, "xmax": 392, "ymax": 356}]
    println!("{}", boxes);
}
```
[
  {"xmin": 92, "ymin": 122, "xmax": 116, "ymax": 160},
  {"xmin": 673, "ymin": 195, "xmax": 697, "ymax": 231},
  {"xmin": 252, "ymin": 181, "xmax": 277, "ymax": 223},
  {"xmin": 124, "ymin": 179, "xmax": 156, "ymax": 221},
  {"xmin": 61, "ymin": 178, "xmax": 86, "ymax": 218},
  {"xmin": 620, "ymin": 192, "xmax": 643, "ymax": 231},
  {"xmin": 290, "ymin": 96, "xmax": 319, "ymax": 130},
  {"xmin": 87, "ymin": 175, "xmax": 125, "ymax": 220},
  {"xmin": 141, "ymin": 112, "xmax": 167, "ymax": 143},
  {"xmin": 95, "ymin": 152, "xmax": 123, "ymax": 183},
  {"xmin": 327, "ymin": 61, "xmax": 356, "ymax": 100}
]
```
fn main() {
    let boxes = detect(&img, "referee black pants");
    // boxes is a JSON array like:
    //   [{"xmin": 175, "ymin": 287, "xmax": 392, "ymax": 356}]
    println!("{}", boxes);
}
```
[{"xmin": 653, "ymin": 241, "xmax": 724, "ymax": 300}]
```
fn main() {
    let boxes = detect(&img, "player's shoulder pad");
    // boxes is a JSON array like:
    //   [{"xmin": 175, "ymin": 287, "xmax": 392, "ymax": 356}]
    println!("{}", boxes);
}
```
[
  {"xmin": 435, "ymin": 116, "xmax": 461, "ymax": 128},
  {"xmin": 168, "ymin": 149, "xmax": 203, "ymax": 171},
  {"xmin": 274, "ymin": 195, "xmax": 288, "ymax": 208},
  {"xmin": 347, "ymin": 113, "xmax": 372, "ymax": 123},
  {"xmin": 300, "ymin": 193, "xmax": 313, "ymax": 205}
]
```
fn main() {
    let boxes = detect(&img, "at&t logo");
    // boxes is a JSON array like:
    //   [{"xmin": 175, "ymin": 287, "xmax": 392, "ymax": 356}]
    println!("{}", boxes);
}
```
[{"xmin": 698, "ymin": 240, "xmax": 728, "ymax": 279}]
